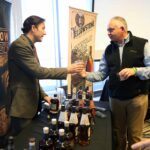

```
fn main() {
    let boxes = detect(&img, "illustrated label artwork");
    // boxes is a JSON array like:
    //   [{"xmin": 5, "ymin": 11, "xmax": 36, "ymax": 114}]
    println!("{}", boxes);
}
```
[
  {"xmin": 0, "ymin": 0, "xmax": 11, "ymax": 106},
  {"xmin": 68, "ymin": 7, "xmax": 97, "ymax": 93}
]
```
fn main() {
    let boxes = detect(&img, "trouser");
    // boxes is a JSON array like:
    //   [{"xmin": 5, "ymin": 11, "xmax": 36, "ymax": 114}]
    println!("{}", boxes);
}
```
[{"xmin": 109, "ymin": 94, "xmax": 148, "ymax": 150}]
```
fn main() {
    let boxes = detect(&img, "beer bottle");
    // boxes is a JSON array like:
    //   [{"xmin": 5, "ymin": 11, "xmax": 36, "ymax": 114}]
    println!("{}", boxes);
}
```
[
  {"xmin": 55, "ymin": 129, "xmax": 66, "ymax": 150},
  {"xmin": 77, "ymin": 87, "xmax": 84, "ymax": 107},
  {"xmin": 65, "ymin": 94, "xmax": 72, "ymax": 113},
  {"xmin": 77, "ymin": 86, "xmax": 82, "ymax": 97},
  {"xmin": 39, "ymin": 127, "xmax": 53, "ymax": 150},
  {"xmin": 78, "ymin": 107, "xmax": 91, "ymax": 146},
  {"xmin": 50, "ymin": 94, "xmax": 59, "ymax": 118},
  {"xmin": 86, "ymin": 46, "xmax": 94, "ymax": 72},
  {"xmin": 83, "ymin": 87, "xmax": 95, "ymax": 134},
  {"xmin": 49, "ymin": 118, "xmax": 59, "ymax": 147},
  {"xmin": 42, "ymin": 102, "xmax": 51, "ymax": 123},
  {"xmin": 28, "ymin": 137, "xmax": 36, "ymax": 150},
  {"xmin": 58, "ymin": 105, "xmax": 68, "ymax": 129},
  {"xmin": 71, "ymin": 87, "xmax": 79, "ymax": 108},
  {"xmin": 68, "ymin": 106, "xmax": 79, "ymax": 143},
  {"xmin": 84, "ymin": 86, "xmax": 90, "ymax": 107},
  {"xmin": 7, "ymin": 136, "xmax": 15, "ymax": 150},
  {"xmin": 64, "ymin": 121, "xmax": 74, "ymax": 149},
  {"xmin": 89, "ymin": 95, "xmax": 96, "ymax": 117},
  {"xmin": 72, "ymin": 87, "xmax": 77, "ymax": 100}
]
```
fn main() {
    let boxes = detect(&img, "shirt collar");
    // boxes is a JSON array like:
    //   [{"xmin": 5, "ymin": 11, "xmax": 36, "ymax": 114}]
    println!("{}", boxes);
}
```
[
  {"xmin": 23, "ymin": 34, "xmax": 34, "ymax": 48},
  {"xmin": 118, "ymin": 33, "xmax": 130, "ymax": 47}
]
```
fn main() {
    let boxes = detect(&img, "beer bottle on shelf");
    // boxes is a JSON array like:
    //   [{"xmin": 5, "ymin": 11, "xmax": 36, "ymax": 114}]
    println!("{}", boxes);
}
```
[
  {"xmin": 83, "ymin": 87, "xmax": 95, "ymax": 134},
  {"xmin": 77, "ymin": 86, "xmax": 82, "ymax": 97},
  {"xmin": 77, "ymin": 87, "xmax": 84, "ymax": 108},
  {"xmin": 86, "ymin": 95, "xmax": 95, "ymax": 135},
  {"xmin": 68, "ymin": 106, "xmax": 79, "ymax": 143},
  {"xmin": 71, "ymin": 87, "xmax": 79, "ymax": 108},
  {"xmin": 42, "ymin": 102, "xmax": 51, "ymax": 123},
  {"xmin": 65, "ymin": 94, "xmax": 72, "ymax": 113},
  {"xmin": 39, "ymin": 127, "xmax": 53, "ymax": 150},
  {"xmin": 58, "ymin": 105, "xmax": 68, "ymax": 129},
  {"xmin": 49, "ymin": 118, "xmax": 59, "ymax": 147},
  {"xmin": 7, "ymin": 136, "xmax": 15, "ymax": 150},
  {"xmin": 64, "ymin": 121, "xmax": 74, "ymax": 149},
  {"xmin": 84, "ymin": 86, "xmax": 96, "ymax": 117},
  {"xmin": 77, "ymin": 93, "xmax": 83, "ymax": 124},
  {"xmin": 86, "ymin": 46, "xmax": 94, "ymax": 72},
  {"xmin": 84, "ymin": 86, "xmax": 91, "ymax": 107},
  {"xmin": 89, "ymin": 95, "xmax": 96, "ymax": 117},
  {"xmin": 28, "ymin": 137, "xmax": 36, "ymax": 150},
  {"xmin": 55, "ymin": 129, "xmax": 66, "ymax": 150},
  {"xmin": 72, "ymin": 87, "xmax": 77, "ymax": 100},
  {"xmin": 50, "ymin": 94, "xmax": 59, "ymax": 118},
  {"xmin": 78, "ymin": 107, "xmax": 91, "ymax": 146}
]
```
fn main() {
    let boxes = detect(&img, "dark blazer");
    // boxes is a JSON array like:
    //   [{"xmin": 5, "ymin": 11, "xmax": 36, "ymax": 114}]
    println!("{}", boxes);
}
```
[{"xmin": 8, "ymin": 34, "xmax": 67, "ymax": 118}]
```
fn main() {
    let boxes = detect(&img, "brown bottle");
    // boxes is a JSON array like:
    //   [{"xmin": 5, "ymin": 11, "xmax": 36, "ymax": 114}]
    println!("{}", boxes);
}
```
[
  {"xmin": 68, "ymin": 106, "xmax": 79, "ymax": 143},
  {"xmin": 86, "ymin": 46, "xmax": 94, "ymax": 72},
  {"xmin": 28, "ymin": 137, "xmax": 36, "ymax": 150},
  {"xmin": 49, "ymin": 118, "xmax": 59, "ymax": 147},
  {"xmin": 50, "ymin": 94, "xmax": 59, "ymax": 115},
  {"xmin": 7, "ymin": 136, "xmax": 15, "ymax": 150},
  {"xmin": 64, "ymin": 121, "xmax": 74, "ymax": 149},
  {"xmin": 65, "ymin": 94, "xmax": 72, "ymax": 114},
  {"xmin": 39, "ymin": 127, "xmax": 54, "ymax": 150},
  {"xmin": 77, "ymin": 86, "xmax": 84, "ymax": 107},
  {"xmin": 84, "ymin": 86, "xmax": 90, "ymax": 107},
  {"xmin": 58, "ymin": 105, "xmax": 68, "ymax": 129},
  {"xmin": 55, "ymin": 129, "xmax": 66, "ymax": 150},
  {"xmin": 78, "ymin": 107, "xmax": 91, "ymax": 146},
  {"xmin": 72, "ymin": 87, "xmax": 77, "ymax": 100}
]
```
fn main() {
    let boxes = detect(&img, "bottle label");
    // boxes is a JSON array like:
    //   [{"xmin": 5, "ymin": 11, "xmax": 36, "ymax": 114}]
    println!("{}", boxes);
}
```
[
  {"xmin": 58, "ymin": 111, "xmax": 68, "ymax": 122},
  {"xmin": 50, "ymin": 103, "xmax": 57, "ymax": 111},
  {"xmin": 72, "ymin": 87, "xmax": 77, "ymax": 99},
  {"xmin": 80, "ymin": 114, "xmax": 90, "ymax": 125},
  {"xmin": 69, "ymin": 113, "xmax": 78, "ymax": 124},
  {"xmin": 82, "ymin": 91, "xmax": 86, "ymax": 100}
]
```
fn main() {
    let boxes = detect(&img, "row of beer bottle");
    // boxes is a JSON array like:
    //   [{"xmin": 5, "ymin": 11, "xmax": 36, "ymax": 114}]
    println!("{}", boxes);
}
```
[{"xmin": 39, "ymin": 115, "xmax": 91, "ymax": 150}]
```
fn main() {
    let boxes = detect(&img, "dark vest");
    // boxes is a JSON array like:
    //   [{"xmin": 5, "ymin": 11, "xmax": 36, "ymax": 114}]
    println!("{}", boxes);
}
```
[{"xmin": 105, "ymin": 32, "xmax": 149, "ymax": 99}]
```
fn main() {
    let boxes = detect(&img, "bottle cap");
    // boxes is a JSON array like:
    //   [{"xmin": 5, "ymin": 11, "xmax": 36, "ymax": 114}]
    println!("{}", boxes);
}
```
[
  {"xmin": 54, "ymin": 94, "xmax": 57, "ymax": 97},
  {"xmin": 8, "ymin": 136, "xmax": 14, "ymax": 140},
  {"xmin": 59, "ymin": 129, "xmax": 65, "ymax": 136},
  {"xmin": 29, "ymin": 137, "xmax": 36, "ymax": 147},
  {"xmin": 43, "ymin": 127, "xmax": 49, "ymax": 134},
  {"xmin": 51, "ymin": 118, "xmax": 57, "ymax": 125},
  {"xmin": 67, "ymin": 94, "xmax": 72, "ymax": 99},
  {"xmin": 8, "ymin": 136, "xmax": 14, "ymax": 144},
  {"xmin": 29, "ymin": 137, "xmax": 35, "ymax": 143}
]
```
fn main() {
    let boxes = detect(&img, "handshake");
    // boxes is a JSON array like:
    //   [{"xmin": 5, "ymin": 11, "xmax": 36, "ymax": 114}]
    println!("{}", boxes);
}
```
[{"xmin": 67, "ymin": 61, "xmax": 88, "ymax": 78}]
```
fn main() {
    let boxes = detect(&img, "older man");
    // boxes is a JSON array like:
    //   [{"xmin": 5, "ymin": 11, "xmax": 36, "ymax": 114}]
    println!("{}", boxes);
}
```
[{"xmin": 81, "ymin": 16, "xmax": 150, "ymax": 150}]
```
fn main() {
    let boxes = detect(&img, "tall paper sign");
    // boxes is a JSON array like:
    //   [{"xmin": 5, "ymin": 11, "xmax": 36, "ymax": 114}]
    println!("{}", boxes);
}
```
[{"xmin": 68, "ymin": 7, "xmax": 97, "ymax": 94}]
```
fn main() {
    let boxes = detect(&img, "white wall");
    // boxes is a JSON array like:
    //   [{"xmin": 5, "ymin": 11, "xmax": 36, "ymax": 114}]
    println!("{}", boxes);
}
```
[{"xmin": 94, "ymin": 0, "xmax": 150, "ymax": 56}]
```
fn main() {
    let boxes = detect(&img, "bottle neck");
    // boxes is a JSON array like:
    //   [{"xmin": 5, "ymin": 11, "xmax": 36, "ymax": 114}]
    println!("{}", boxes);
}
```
[{"xmin": 52, "ymin": 124, "xmax": 57, "ymax": 130}]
